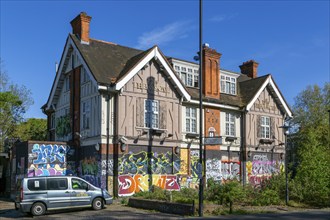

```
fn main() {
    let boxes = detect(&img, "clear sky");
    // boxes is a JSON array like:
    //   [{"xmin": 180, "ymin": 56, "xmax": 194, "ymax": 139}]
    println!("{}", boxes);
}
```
[{"xmin": 1, "ymin": 0, "xmax": 329, "ymax": 119}]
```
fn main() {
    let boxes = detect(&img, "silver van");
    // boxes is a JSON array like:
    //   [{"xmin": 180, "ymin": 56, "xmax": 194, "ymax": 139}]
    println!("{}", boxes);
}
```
[{"xmin": 15, "ymin": 176, "xmax": 113, "ymax": 216}]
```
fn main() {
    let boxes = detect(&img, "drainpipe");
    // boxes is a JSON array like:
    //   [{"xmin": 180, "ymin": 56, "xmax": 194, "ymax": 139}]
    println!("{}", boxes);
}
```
[
  {"xmin": 241, "ymin": 109, "xmax": 246, "ymax": 186},
  {"xmin": 105, "ymin": 89, "xmax": 110, "ymax": 191}
]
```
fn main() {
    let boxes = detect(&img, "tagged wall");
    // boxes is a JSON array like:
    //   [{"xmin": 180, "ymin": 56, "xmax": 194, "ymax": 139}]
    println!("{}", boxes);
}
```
[
  {"xmin": 247, "ymin": 153, "xmax": 284, "ymax": 187},
  {"xmin": 27, "ymin": 143, "xmax": 74, "ymax": 177},
  {"xmin": 117, "ymin": 146, "xmax": 181, "ymax": 196}
]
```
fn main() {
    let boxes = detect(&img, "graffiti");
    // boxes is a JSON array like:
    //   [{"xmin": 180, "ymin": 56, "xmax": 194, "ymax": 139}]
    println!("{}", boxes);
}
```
[
  {"xmin": 27, "ymin": 164, "xmax": 72, "ymax": 177},
  {"xmin": 118, "ymin": 151, "xmax": 175, "ymax": 175},
  {"xmin": 81, "ymin": 156, "xmax": 99, "ymax": 175},
  {"xmin": 118, "ymin": 174, "xmax": 180, "ymax": 196},
  {"xmin": 247, "ymin": 154, "xmax": 284, "ymax": 187},
  {"xmin": 31, "ymin": 144, "xmax": 69, "ymax": 164},
  {"xmin": 190, "ymin": 150, "xmax": 200, "ymax": 177},
  {"xmin": 101, "ymin": 159, "xmax": 114, "ymax": 176},
  {"xmin": 56, "ymin": 114, "xmax": 71, "ymax": 137},
  {"xmin": 221, "ymin": 161, "xmax": 240, "ymax": 181},
  {"xmin": 206, "ymin": 159, "xmax": 222, "ymax": 181},
  {"xmin": 82, "ymin": 175, "xmax": 102, "ymax": 188},
  {"xmin": 206, "ymin": 159, "xmax": 240, "ymax": 182},
  {"xmin": 179, "ymin": 149, "xmax": 188, "ymax": 174}
]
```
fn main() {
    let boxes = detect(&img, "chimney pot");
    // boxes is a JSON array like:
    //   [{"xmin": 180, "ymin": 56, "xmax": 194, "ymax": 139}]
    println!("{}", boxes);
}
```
[
  {"xmin": 70, "ymin": 12, "xmax": 92, "ymax": 44},
  {"xmin": 239, "ymin": 60, "xmax": 259, "ymax": 78}
]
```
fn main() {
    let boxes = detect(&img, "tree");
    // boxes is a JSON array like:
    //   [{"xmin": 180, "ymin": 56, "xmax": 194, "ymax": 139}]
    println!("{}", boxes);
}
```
[
  {"xmin": 13, "ymin": 118, "xmax": 47, "ymax": 141},
  {"xmin": 0, "ymin": 60, "xmax": 33, "ymax": 151},
  {"xmin": 290, "ymin": 83, "xmax": 330, "ymax": 206}
]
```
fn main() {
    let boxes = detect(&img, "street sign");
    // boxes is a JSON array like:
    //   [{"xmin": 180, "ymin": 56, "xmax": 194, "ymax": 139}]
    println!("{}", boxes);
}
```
[{"xmin": 203, "ymin": 137, "xmax": 222, "ymax": 145}]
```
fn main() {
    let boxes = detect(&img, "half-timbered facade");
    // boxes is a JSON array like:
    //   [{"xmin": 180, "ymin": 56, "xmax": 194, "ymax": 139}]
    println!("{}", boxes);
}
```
[{"xmin": 39, "ymin": 12, "xmax": 292, "ymax": 196}]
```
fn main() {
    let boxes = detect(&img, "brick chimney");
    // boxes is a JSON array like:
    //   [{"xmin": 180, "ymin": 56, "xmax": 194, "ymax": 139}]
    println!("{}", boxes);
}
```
[
  {"xmin": 239, "ymin": 60, "xmax": 259, "ymax": 78},
  {"xmin": 202, "ymin": 44, "xmax": 222, "ymax": 99},
  {"xmin": 70, "ymin": 12, "xmax": 92, "ymax": 44}
]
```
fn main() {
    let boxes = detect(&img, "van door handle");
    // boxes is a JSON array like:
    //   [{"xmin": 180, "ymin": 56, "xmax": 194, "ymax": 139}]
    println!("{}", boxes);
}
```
[{"xmin": 65, "ymin": 191, "xmax": 70, "ymax": 193}]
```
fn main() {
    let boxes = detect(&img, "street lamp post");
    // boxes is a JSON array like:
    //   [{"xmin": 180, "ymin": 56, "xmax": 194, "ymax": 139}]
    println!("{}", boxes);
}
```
[{"xmin": 280, "ymin": 124, "xmax": 290, "ymax": 206}]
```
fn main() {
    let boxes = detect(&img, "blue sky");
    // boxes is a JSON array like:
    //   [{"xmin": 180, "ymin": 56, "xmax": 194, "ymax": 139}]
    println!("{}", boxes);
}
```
[{"xmin": 1, "ymin": 0, "xmax": 329, "ymax": 119}]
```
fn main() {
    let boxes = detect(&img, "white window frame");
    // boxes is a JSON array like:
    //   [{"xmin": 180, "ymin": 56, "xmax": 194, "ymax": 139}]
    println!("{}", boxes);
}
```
[
  {"xmin": 225, "ymin": 112, "xmax": 235, "ymax": 136},
  {"xmin": 261, "ymin": 116, "xmax": 271, "ymax": 139},
  {"xmin": 221, "ymin": 75, "xmax": 236, "ymax": 95},
  {"xmin": 144, "ymin": 99, "xmax": 159, "ymax": 129},
  {"xmin": 186, "ymin": 107, "xmax": 197, "ymax": 133}
]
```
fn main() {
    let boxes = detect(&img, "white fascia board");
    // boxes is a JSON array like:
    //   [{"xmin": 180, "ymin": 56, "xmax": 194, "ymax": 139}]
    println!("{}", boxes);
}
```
[
  {"xmin": 246, "ymin": 76, "xmax": 292, "ymax": 118},
  {"xmin": 115, "ymin": 49, "xmax": 155, "ymax": 90},
  {"xmin": 269, "ymin": 77, "xmax": 293, "ymax": 118},
  {"xmin": 115, "ymin": 46, "xmax": 191, "ymax": 101},
  {"xmin": 46, "ymin": 36, "xmax": 98, "ymax": 110},
  {"xmin": 46, "ymin": 37, "xmax": 71, "ymax": 110},
  {"xmin": 189, "ymin": 100, "xmax": 240, "ymax": 111},
  {"xmin": 155, "ymin": 48, "xmax": 191, "ymax": 101}
]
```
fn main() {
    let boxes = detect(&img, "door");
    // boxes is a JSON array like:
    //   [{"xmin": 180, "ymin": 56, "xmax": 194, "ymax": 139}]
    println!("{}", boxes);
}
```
[
  {"xmin": 46, "ymin": 178, "xmax": 71, "ymax": 209},
  {"xmin": 70, "ymin": 178, "xmax": 92, "ymax": 207}
]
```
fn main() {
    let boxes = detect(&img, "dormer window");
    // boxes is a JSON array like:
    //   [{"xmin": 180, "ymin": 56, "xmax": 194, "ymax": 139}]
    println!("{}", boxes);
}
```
[
  {"xmin": 171, "ymin": 60, "xmax": 199, "ymax": 87},
  {"xmin": 221, "ymin": 75, "xmax": 236, "ymax": 95}
]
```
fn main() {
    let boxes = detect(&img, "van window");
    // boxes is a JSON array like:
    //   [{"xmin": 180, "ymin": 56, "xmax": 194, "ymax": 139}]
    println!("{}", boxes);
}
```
[
  {"xmin": 72, "ymin": 178, "xmax": 88, "ymax": 190},
  {"xmin": 47, "ymin": 178, "xmax": 68, "ymax": 190},
  {"xmin": 27, "ymin": 179, "xmax": 46, "ymax": 191}
]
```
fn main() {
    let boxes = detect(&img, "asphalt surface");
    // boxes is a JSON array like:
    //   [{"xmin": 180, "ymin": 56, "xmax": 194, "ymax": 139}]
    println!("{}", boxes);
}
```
[{"xmin": 1, "ymin": 197, "xmax": 329, "ymax": 219}]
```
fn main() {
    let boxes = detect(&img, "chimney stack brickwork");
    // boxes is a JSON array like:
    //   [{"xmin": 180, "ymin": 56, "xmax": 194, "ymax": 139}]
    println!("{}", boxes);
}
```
[
  {"xmin": 70, "ymin": 12, "xmax": 92, "ymax": 44},
  {"xmin": 239, "ymin": 60, "xmax": 259, "ymax": 79},
  {"xmin": 202, "ymin": 45, "xmax": 222, "ymax": 99}
]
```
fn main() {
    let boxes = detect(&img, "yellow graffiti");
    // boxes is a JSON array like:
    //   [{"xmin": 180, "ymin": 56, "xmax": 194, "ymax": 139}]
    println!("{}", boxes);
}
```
[{"xmin": 179, "ymin": 149, "xmax": 188, "ymax": 174}]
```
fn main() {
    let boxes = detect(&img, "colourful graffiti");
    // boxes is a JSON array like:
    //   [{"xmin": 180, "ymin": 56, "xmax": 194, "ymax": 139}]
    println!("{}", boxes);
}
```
[
  {"xmin": 247, "ymin": 154, "xmax": 284, "ymax": 187},
  {"xmin": 28, "ymin": 164, "xmax": 72, "ymax": 177},
  {"xmin": 190, "ymin": 150, "xmax": 200, "ymax": 177},
  {"xmin": 118, "ymin": 174, "xmax": 180, "ymax": 196},
  {"xmin": 118, "ymin": 151, "xmax": 178, "ymax": 175},
  {"xmin": 31, "ymin": 144, "xmax": 69, "ymax": 164}
]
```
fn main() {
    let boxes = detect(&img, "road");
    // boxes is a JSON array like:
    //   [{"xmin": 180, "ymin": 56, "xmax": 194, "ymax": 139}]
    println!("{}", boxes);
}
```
[{"xmin": 1, "ymin": 198, "xmax": 329, "ymax": 219}]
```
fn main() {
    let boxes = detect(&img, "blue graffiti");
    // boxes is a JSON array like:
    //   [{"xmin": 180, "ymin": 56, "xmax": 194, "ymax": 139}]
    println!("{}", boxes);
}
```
[{"xmin": 32, "ymin": 144, "xmax": 69, "ymax": 164}]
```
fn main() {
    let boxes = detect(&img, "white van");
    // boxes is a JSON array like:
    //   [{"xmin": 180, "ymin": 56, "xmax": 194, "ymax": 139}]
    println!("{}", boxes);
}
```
[{"xmin": 15, "ymin": 176, "xmax": 113, "ymax": 216}]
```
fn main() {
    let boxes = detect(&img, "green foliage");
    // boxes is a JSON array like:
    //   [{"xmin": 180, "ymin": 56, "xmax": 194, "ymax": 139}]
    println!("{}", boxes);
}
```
[
  {"xmin": 205, "ymin": 180, "xmax": 245, "ymax": 213},
  {"xmin": 0, "ymin": 61, "xmax": 33, "ymax": 151},
  {"xmin": 172, "ymin": 187, "xmax": 198, "ymax": 204},
  {"xmin": 13, "ymin": 118, "xmax": 47, "ymax": 141},
  {"xmin": 290, "ymin": 83, "xmax": 330, "ymax": 207},
  {"xmin": 290, "ymin": 129, "xmax": 330, "ymax": 207}
]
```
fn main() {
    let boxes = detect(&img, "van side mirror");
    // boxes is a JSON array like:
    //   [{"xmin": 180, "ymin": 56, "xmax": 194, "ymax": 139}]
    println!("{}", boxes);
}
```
[{"xmin": 86, "ymin": 185, "xmax": 90, "ymax": 191}]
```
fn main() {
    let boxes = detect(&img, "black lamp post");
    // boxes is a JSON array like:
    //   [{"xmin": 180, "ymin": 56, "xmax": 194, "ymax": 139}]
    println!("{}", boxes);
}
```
[{"xmin": 279, "ymin": 124, "xmax": 290, "ymax": 206}]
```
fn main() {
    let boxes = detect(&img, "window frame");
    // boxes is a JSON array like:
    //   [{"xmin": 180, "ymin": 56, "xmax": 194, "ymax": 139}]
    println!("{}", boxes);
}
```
[
  {"xmin": 186, "ymin": 107, "xmax": 197, "ymax": 133},
  {"xmin": 144, "ymin": 99, "xmax": 159, "ymax": 129},
  {"xmin": 261, "ymin": 116, "xmax": 271, "ymax": 139},
  {"xmin": 225, "ymin": 112, "xmax": 236, "ymax": 137},
  {"xmin": 221, "ymin": 75, "xmax": 236, "ymax": 95}
]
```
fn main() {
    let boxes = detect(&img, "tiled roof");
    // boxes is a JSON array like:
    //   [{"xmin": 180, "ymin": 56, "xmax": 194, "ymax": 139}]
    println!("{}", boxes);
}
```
[
  {"xmin": 71, "ymin": 34, "xmax": 275, "ymax": 110},
  {"xmin": 71, "ymin": 34, "xmax": 143, "ymax": 85}
]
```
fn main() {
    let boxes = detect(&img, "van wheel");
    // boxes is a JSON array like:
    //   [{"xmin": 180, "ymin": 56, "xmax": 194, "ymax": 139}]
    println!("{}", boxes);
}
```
[
  {"xmin": 31, "ymin": 202, "xmax": 46, "ymax": 216},
  {"xmin": 92, "ymin": 198, "xmax": 103, "ymax": 210}
]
